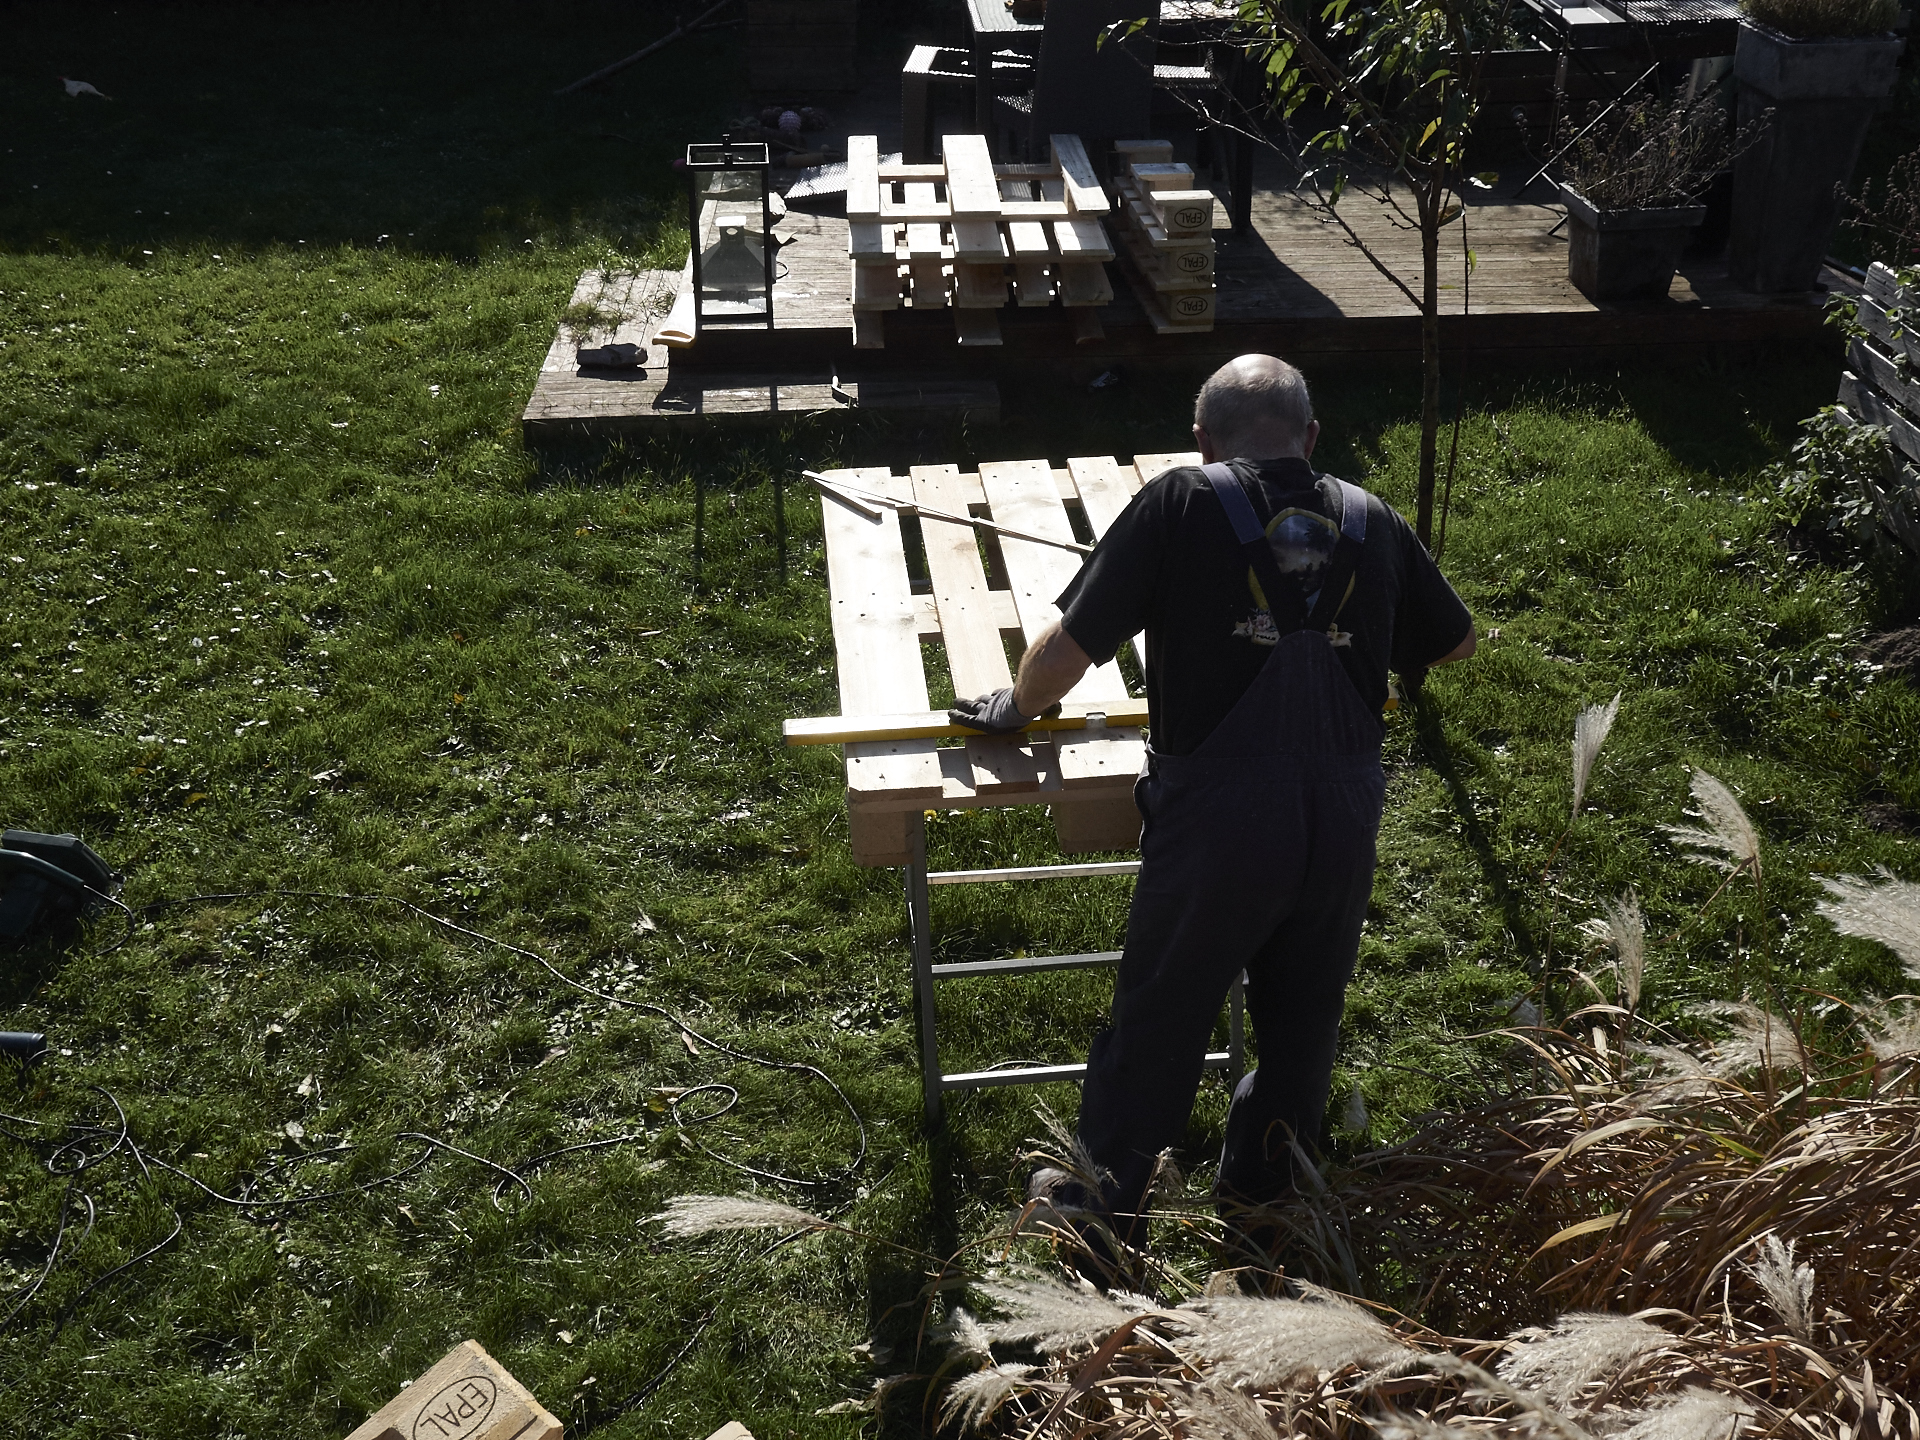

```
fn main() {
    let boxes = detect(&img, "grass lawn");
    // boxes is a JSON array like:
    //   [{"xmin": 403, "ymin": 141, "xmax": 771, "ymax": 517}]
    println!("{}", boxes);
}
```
[{"xmin": 3, "ymin": 5, "xmax": 1920, "ymax": 1438}]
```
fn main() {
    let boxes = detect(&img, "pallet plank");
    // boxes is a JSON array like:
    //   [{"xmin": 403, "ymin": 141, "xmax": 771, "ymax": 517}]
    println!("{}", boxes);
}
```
[
  {"xmin": 944, "ymin": 133, "xmax": 1002, "ymax": 216},
  {"xmin": 819, "ymin": 467, "xmax": 944, "ymax": 803},
  {"xmin": 912, "ymin": 463, "xmax": 1042, "ymax": 793},
  {"xmin": 846, "ymin": 134, "xmax": 880, "ymax": 221},
  {"xmin": 1049, "ymin": 134, "xmax": 1110, "ymax": 216},
  {"xmin": 1065, "ymin": 455, "xmax": 1149, "ymax": 671},
  {"xmin": 977, "ymin": 460, "xmax": 1130, "ymax": 705}
]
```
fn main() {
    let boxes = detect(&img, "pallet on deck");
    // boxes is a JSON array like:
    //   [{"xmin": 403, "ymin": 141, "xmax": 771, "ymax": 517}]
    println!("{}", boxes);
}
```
[{"xmin": 844, "ymin": 133, "xmax": 1118, "ymax": 348}]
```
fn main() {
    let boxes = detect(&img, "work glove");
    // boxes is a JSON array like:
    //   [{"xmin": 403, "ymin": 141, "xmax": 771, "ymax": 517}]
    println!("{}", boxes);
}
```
[{"xmin": 949, "ymin": 686, "xmax": 1053, "ymax": 735}]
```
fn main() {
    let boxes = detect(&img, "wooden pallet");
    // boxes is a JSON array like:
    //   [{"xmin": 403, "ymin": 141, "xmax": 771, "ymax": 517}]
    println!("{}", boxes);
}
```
[
  {"xmin": 810, "ymin": 451, "xmax": 1200, "ymax": 864},
  {"xmin": 1833, "ymin": 262, "xmax": 1920, "ymax": 556},
  {"xmin": 1109, "ymin": 140, "xmax": 1218, "ymax": 333},
  {"xmin": 846, "ymin": 133, "xmax": 1116, "ymax": 349}
]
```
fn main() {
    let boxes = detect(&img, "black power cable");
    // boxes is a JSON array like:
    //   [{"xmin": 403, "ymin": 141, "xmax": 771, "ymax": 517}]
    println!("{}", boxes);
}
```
[{"xmin": 0, "ymin": 887, "xmax": 870, "ymax": 1361}]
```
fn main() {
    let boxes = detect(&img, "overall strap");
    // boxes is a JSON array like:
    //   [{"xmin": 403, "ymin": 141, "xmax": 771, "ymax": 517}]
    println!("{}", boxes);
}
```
[
  {"xmin": 1304, "ymin": 479, "xmax": 1370, "ymax": 636},
  {"xmin": 1201, "ymin": 462, "xmax": 1308, "ymax": 630},
  {"xmin": 1204, "ymin": 463, "xmax": 1373, "ymax": 639}
]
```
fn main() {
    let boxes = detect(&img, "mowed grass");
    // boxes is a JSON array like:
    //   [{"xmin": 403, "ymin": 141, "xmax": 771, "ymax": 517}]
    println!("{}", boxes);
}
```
[{"xmin": 5, "ymin": 5, "xmax": 1920, "ymax": 1439}]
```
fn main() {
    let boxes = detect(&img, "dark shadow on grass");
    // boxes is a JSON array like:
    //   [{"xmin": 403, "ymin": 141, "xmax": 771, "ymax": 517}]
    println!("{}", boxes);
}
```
[
  {"xmin": 1409, "ymin": 685, "xmax": 1541, "ymax": 973},
  {"xmin": 1, "ymin": 0, "xmax": 738, "ymax": 260}
]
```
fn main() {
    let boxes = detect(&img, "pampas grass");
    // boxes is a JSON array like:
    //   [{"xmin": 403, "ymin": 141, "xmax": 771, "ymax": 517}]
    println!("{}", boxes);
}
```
[
  {"xmin": 940, "ymin": 1364, "xmax": 1040, "ymax": 1430},
  {"xmin": 974, "ymin": 1274, "xmax": 1149, "ymax": 1350},
  {"xmin": 647, "ymin": 1194, "xmax": 831, "ymax": 1238},
  {"xmin": 1817, "ymin": 868, "xmax": 1920, "ymax": 976},
  {"xmin": 1858, "ymin": 999, "xmax": 1920, "ymax": 1060},
  {"xmin": 1690, "ymin": 999, "xmax": 1807, "ymax": 1076},
  {"xmin": 1614, "ymin": 1387, "xmax": 1754, "ymax": 1440},
  {"xmin": 1177, "ymin": 1290, "xmax": 1409, "ymax": 1389},
  {"xmin": 1581, "ymin": 889, "xmax": 1648, "ymax": 1009},
  {"xmin": 1742, "ymin": 1234, "xmax": 1815, "ymax": 1341},
  {"xmin": 1571, "ymin": 692, "xmax": 1622, "ymax": 818},
  {"xmin": 1664, "ymin": 769, "xmax": 1762, "ymax": 880},
  {"xmin": 1497, "ymin": 1312, "xmax": 1677, "ymax": 1411}
]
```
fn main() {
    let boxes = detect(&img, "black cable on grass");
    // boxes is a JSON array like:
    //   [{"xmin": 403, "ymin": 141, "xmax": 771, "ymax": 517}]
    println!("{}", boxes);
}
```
[
  {"xmin": 155, "ymin": 889, "xmax": 869, "ymax": 1187},
  {"xmin": 0, "ymin": 887, "xmax": 869, "ymax": 1337}
]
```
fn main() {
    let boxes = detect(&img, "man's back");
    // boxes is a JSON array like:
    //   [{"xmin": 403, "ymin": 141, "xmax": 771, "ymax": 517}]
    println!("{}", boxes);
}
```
[{"xmin": 1056, "ymin": 456, "xmax": 1472, "ymax": 755}]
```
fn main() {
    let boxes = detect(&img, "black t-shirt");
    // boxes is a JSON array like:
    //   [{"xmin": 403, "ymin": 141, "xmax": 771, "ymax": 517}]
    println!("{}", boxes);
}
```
[{"xmin": 1056, "ymin": 457, "xmax": 1472, "ymax": 756}]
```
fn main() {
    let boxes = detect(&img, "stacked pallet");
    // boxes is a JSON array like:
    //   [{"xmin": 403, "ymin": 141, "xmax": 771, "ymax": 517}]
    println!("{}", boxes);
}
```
[
  {"xmin": 845, "ymin": 133, "xmax": 1116, "ymax": 348},
  {"xmin": 1109, "ymin": 140, "xmax": 1219, "ymax": 333},
  {"xmin": 1833, "ymin": 262, "xmax": 1920, "ymax": 556}
]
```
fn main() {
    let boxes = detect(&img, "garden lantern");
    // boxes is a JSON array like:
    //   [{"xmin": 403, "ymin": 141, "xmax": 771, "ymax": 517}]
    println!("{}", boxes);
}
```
[{"xmin": 685, "ymin": 135, "xmax": 775, "ymax": 330}]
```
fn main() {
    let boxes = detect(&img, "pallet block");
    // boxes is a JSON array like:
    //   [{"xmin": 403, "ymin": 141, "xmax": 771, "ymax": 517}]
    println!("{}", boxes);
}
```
[{"xmin": 346, "ymin": 1340, "xmax": 561, "ymax": 1440}]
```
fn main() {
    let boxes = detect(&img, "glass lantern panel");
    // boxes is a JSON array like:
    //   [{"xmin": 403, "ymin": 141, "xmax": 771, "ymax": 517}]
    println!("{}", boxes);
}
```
[{"xmin": 694, "ymin": 169, "xmax": 769, "ymax": 319}]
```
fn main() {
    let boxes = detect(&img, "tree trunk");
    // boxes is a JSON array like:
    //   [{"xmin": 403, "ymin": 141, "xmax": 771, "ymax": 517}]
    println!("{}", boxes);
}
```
[{"xmin": 1417, "ymin": 166, "xmax": 1442, "ymax": 548}]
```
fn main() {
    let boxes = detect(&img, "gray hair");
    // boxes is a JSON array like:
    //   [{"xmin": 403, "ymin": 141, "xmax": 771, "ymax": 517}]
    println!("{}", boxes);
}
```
[{"xmin": 1194, "ymin": 355, "xmax": 1314, "ymax": 454}]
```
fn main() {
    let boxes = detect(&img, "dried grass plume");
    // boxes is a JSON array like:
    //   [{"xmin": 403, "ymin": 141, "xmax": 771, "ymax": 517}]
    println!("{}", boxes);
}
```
[
  {"xmin": 1615, "ymin": 1386, "xmax": 1754, "ymax": 1440},
  {"xmin": 648, "ymin": 1194, "xmax": 830, "ymax": 1238},
  {"xmin": 1496, "ymin": 1312, "xmax": 1676, "ymax": 1411},
  {"xmin": 1742, "ymin": 1233, "xmax": 1815, "ymax": 1341},
  {"xmin": 1581, "ymin": 888, "xmax": 1648, "ymax": 1009},
  {"xmin": 1664, "ymin": 769, "xmax": 1761, "ymax": 879},
  {"xmin": 1177, "ymin": 1290, "xmax": 1409, "ymax": 1390},
  {"xmin": 1572, "ymin": 691, "xmax": 1623, "ymax": 818},
  {"xmin": 1816, "ymin": 868, "xmax": 1920, "ymax": 978}
]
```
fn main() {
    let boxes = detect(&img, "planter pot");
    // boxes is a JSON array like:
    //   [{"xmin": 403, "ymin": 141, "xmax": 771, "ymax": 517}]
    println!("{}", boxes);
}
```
[
  {"xmin": 1729, "ymin": 21, "xmax": 1904, "ymax": 293},
  {"xmin": 1559, "ymin": 185, "xmax": 1708, "ymax": 301}
]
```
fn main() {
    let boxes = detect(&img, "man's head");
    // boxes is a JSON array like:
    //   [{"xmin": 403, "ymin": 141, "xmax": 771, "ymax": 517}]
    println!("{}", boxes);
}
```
[{"xmin": 1192, "ymin": 354, "xmax": 1318, "ymax": 464}]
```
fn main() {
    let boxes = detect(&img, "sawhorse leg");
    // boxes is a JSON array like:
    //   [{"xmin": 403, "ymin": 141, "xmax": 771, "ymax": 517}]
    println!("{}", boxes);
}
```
[{"xmin": 905, "ymin": 810, "xmax": 945, "ymax": 1132}]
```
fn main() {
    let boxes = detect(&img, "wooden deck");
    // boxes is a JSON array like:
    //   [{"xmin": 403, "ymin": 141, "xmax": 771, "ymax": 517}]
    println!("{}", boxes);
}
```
[{"xmin": 522, "ymin": 158, "xmax": 1849, "ymax": 436}]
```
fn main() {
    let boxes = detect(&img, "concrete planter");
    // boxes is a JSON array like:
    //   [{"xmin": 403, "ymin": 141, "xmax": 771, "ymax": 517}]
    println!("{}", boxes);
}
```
[
  {"xmin": 1559, "ymin": 185, "xmax": 1708, "ymax": 301},
  {"xmin": 1730, "ymin": 22, "xmax": 1904, "ymax": 293}
]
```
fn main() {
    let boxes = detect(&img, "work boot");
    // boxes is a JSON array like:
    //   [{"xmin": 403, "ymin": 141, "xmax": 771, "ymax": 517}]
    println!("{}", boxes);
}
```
[{"xmin": 1022, "ymin": 1168, "xmax": 1131, "ymax": 1290}]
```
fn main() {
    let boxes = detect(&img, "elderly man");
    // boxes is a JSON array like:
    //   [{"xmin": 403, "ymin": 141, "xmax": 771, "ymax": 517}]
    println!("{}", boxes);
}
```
[{"xmin": 952, "ymin": 354, "xmax": 1475, "ymax": 1249}]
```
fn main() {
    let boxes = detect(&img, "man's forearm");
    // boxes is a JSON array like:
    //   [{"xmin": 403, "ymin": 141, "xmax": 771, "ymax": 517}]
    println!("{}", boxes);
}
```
[{"xmin": 1012, "ymin": 621, "xmax": 1093, "ymax": 716}]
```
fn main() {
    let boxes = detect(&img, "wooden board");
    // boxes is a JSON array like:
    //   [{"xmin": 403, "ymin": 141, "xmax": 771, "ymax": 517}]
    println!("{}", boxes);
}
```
[
  {"xmin": 347, "ymin": 1340, "xmax": 561, "ymax": 1440},
  {"xmin": 944, "ymin": 133, "xmax": 1002, "ymax": 217},
  {"xmin": 845, "ymin": 134, "xmax": 880, "ymax": 221},
  {"xmin": 1049, "ymin": 134, "xmax": 1110, "ymax": 216},
  {"xmin": 976, "ymin": 460, "xmax": 1130, "ymax": 706},
  {"xmin": 912, "ymin": 463, "xmax": 1042, "ymax": 793},
  {"xmin": 819, "ymin": 467, "xmax": 945, "ymax": 809}
]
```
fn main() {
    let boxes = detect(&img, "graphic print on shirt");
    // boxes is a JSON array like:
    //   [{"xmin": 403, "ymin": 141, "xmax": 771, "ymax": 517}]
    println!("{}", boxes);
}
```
[{"xmin": 1231, "ymin": 506, "xmax": 1340, "ymax": 646}]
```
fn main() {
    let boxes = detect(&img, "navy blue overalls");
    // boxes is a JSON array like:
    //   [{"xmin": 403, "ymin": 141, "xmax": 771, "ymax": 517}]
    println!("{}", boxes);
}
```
[{"xmin": 1074, "ymin": 463, "xmax": 1387, "ymax": 1231}]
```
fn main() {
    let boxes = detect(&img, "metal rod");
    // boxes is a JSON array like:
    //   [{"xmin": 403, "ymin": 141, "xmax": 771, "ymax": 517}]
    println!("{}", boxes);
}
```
[
  {"xmin": 774, "ymin": 470, "xmax": 787, "ymax": 583},
  {"xmin": 693, "ymin": 472, "xmax": 705, "ymax": 590},
  {"xmin": 929, "ymin": 861, "xmax": 1141, "ymax": 884},
  {"xmin": 1521, "ymin": 61, "xmax": 1662, "ymax": 195},
  {"xmin": 942, "ymin": 1051, "xmax": 1235, "ymax": 1091},
  {"xmin": 932, "ymin": 950, "xmax": 1122, "ymax": 978},
  {"xmin": 906, "ymin": 814, "xmax": 945, "ymax": 1133},
  {"xmin": 801, "ymin": 470, "xmax": 1092, "ymax": 555}
]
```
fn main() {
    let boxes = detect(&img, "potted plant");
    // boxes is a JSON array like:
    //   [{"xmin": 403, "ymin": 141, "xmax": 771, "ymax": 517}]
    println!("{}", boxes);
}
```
[
  {"xmin": 1554, "ymin": 87, "xmax": 1751, "ymax": 302},
  {"xmin": 1730, "ymin": 0, "xmax": 1904, "ymax": 293}
]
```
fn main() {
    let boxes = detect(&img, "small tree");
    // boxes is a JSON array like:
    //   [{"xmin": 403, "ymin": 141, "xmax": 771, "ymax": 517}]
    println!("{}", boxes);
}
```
[{"xmin": 1239, "ymin": 0, "xmax": 1501, "ymax": 545}]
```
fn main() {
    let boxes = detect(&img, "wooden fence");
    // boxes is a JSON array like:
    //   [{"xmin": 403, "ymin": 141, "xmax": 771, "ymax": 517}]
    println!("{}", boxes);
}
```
[{"xmin": 1834, "ymin": 262, "xmax": 1920, "ymax": 556}]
